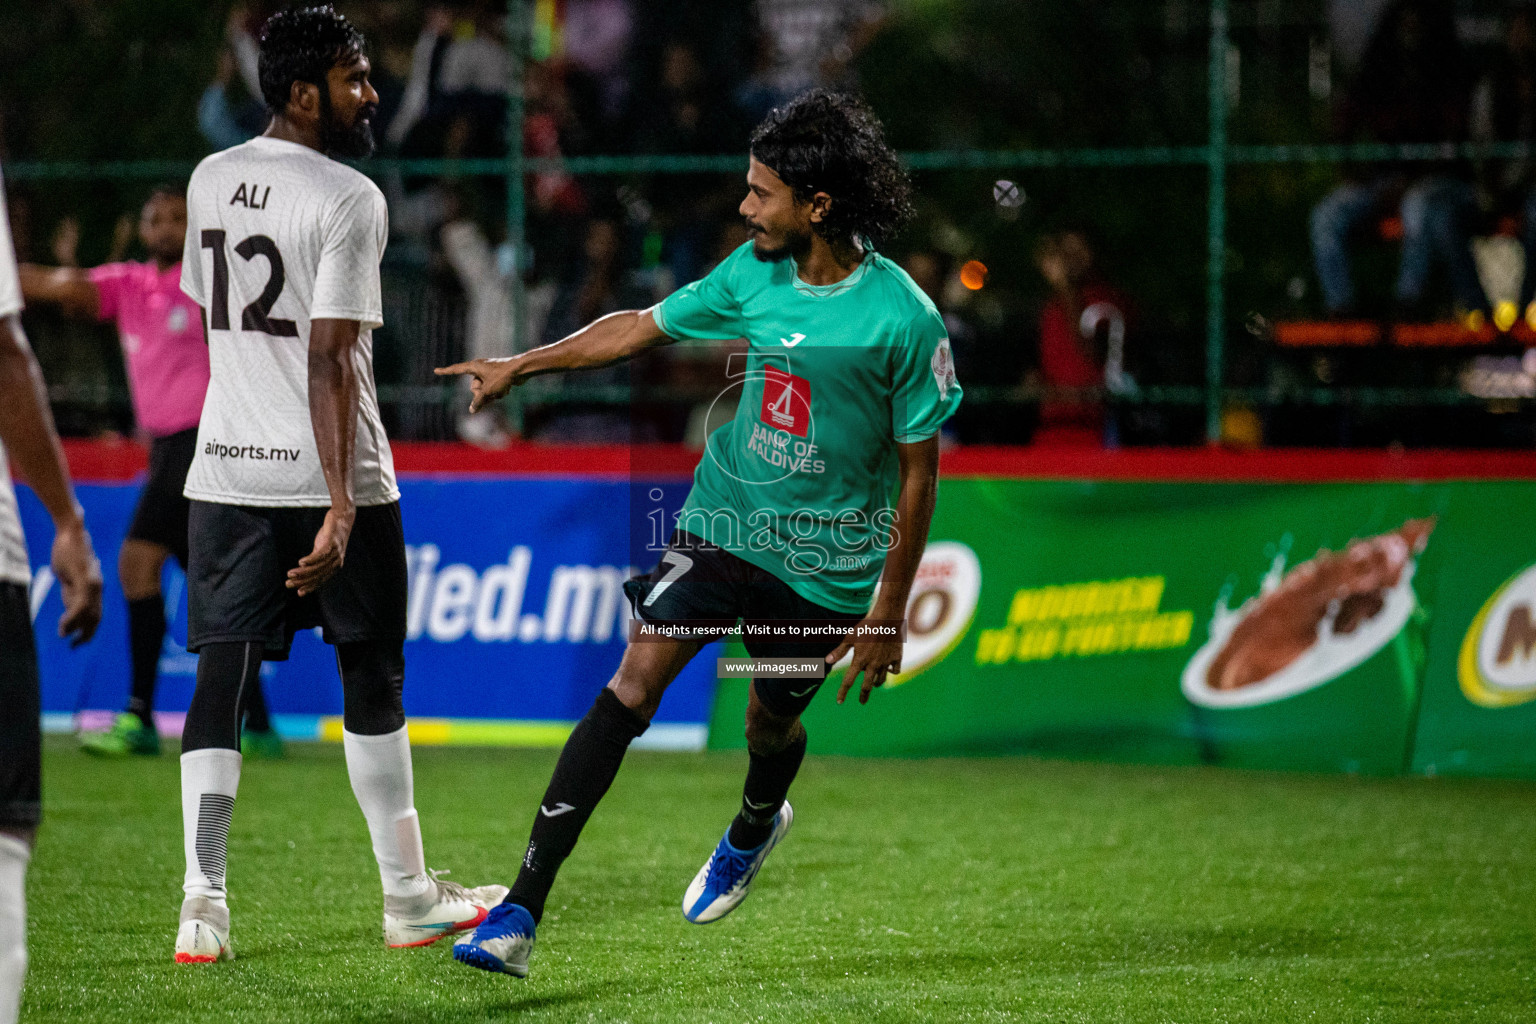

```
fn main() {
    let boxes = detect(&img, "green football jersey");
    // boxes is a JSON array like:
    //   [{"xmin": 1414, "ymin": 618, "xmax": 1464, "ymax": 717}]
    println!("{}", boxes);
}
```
[{"xmin": 654, "ymin": 242, "xmax": 962, "ymax": 613}]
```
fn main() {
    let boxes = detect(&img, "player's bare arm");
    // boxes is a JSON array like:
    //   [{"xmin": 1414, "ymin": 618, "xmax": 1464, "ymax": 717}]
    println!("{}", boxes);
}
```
[
  {"xmin": 289, "ymin": 317, "xmax": 361, "ymax": 596},
  {"xmin": 829, "ymin": 435, "xmax": 939, "ymax": 705},
  {"xmin": 435, "ymin": 308, "xmax": 671, "ymax": 413},
  {"xmin": 0, "ymin": 312, "xmax": 102, "ymax": 645},
  {"xmin": 17, "ymin": 264, "xmax": 99, "ymax": 320}
]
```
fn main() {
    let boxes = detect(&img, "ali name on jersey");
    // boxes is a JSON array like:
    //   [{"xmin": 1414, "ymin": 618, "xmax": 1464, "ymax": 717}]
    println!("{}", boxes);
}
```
[{"xmin": 179, "ymin": 136, "xmax": 397, "ymax": 509}]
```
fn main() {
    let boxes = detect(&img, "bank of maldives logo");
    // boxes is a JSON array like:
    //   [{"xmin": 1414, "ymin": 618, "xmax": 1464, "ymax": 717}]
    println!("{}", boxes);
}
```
[
  {"xmin": 760, "ymin": 366, "xmax": 811, "ymax": 437},
  {"xmin": 1460, "ymin": 562, "xmax": 1536, "ymax": 707}
]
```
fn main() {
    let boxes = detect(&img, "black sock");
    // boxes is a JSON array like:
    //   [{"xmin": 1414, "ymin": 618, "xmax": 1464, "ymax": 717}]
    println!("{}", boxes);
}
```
[
  {"xmin": 504, "ymin": 688, "xmax": 649, "ymax": 923},
  {"xmin": 728, "ymin": 727, "xmax": 807, "ymax": 850},
  {"xmin": 126, "ymin": 596, "xmax": 165, "ymax": 720},
  {"xmin": 241, "ymin": 678, "xmax": 272, "ymax": 734}
]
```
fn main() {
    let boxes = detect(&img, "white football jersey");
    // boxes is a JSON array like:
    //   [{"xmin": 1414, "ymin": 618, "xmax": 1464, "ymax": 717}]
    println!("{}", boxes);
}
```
[
  {"xmin": 180, "ymin": 136, "xmax": 398, "ymax": 508},
  {"xmin": 0, "ymin": 168, "xmax": 33, "ymax": 587}
]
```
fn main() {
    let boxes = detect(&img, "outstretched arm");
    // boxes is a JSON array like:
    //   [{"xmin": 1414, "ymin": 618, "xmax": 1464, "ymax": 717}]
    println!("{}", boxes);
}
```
[
  {"xmin": 827, "ymin": 436, "xmax": 940, "ymax": 705},
  {"xmin": 288, "ymin": 317, "xmax": 360, "ymax": 597},
  {"xmin": 0, "ymin": 313, "xmax": 102, "ymax": 645},
  {"xmin": 18, "ymin": 265, "xmax": 100, "ymax": 320},
  {"xmin": 435, "ymin": 308, "xmax": 671, "ymax": 413}
]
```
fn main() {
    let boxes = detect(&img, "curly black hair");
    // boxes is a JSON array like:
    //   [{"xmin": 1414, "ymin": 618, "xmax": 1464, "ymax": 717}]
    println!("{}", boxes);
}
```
[
  {"xmin": 750, "ymin": 90, "xmax": 914, "ymax": 249},
  {"xmin": 257, "ymin": 5, "xmax": 364, "ymax": 116}
]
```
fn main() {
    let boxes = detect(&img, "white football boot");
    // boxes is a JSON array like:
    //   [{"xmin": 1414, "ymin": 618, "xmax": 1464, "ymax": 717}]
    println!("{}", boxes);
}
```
[
  {"xmin": 683, "ymin": 802, "xmax": 793, "ymax": 924},
  {"xmin": 383, "ymin": 873, "xmax": 509, "ymax": 948},
  {"xmin": 174, "ymin": 897, "xmax": 233, "ymax": 963}
]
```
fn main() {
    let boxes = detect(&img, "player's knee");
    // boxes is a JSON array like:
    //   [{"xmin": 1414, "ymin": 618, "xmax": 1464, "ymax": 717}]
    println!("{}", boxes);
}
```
[
  {"xmin": 607, "ymin": 655, "xmax": 675, "ymax": 721},
  {"xmin": 606, "ymin": 674, "xmax": 663, "ymax": 721},
  {"xmin": 339, "ymin": 641, "xmax": 405, "ymax": 736},
  {"xmin": 605, "ymin": 636, "xmax": 696, "ymax": 721},
  {"xmin": 744, "ymin": 700, "xmax": 799, "ymax": 756}
]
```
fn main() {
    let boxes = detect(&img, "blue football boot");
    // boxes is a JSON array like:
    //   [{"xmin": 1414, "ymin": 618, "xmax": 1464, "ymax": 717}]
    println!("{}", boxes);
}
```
[
  {"xmin": 682, "ymin": 802, "xmax": 793, "ymax": 924},
  {"xmin": 452, "ymin": 902, "xmax": 536, "ymax": 977}
]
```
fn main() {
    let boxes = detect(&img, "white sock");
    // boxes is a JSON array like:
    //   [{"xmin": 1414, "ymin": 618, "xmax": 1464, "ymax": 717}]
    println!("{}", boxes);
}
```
[
  {"xmin": 343, "ymin": 727, "xmax": 430, "ymax": 899},
  {"xmin": 0, "ymin": 835, "xmax": 31, "ymax": 1024},
  {"xmin": 180, "ymin": 749, "xmax": 241, "ymax": 908}
]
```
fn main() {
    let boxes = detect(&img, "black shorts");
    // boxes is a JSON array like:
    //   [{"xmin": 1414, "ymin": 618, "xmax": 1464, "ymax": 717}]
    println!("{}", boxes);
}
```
[
  {"xmin": 187, "ymin": 501, "xmax": 407, "ymax": 660},
  {"xmin": 623, "ymin": 531, "xmax": 864, "ymax": 718},
  {"xmin": 0, "ymin": 582, "xmax": 41, "ymax": 828},
  {"xmin": 127, "ymin": 427, "xmax": 197, "ymax": 565}
]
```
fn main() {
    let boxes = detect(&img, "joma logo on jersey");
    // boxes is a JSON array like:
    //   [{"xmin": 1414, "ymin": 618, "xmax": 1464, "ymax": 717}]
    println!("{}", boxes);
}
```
[
  {"xmin": 760, "ymin": 366, "xmax": 811, "ymax": 437},
  {"xmin": 229, "ymin": 183, "xmax": 270, "ymax": 210}
]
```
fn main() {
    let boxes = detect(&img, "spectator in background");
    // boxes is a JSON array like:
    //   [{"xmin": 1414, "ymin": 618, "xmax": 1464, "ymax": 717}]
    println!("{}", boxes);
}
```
[
  {"xmin": 1472, "ymin": 7, "xmax": 1536, "ymax": 329},
  {"xmin": 630, "ymin": 0, "xmax": 755, "ymax": 102},
  {"xmin": 196, "ymin": 9, "xmax": 266, "ymax": 151},
  {"xmin": 902, "ymin": 249, "xmax": 977, "ymax": 380},
  {"xmin": 441, "ymin": 191, "xmax": 516, "ymax": 449},
  {"xmin": 901, "ymin": 250, "xmax": 972, "ymax": 445},
  {"xmin": 563, "ymin": 0, "xmax": 634, "ymax": 127},
  {"xmin": 521, "ymin": 57, "xmax": 591, "ymax": 327},
  {"xmin": 386, "ymin": 5, "xmax": 452, "ymax": 152},
  {"xmin": 435, "ymin": 48, "xmax": 595, "ymax": 448},
  {"xmin": 733, "ymin": 29, "xmax": 797, "ymax": 126},
  {"xmin": 627, "ymin": 40, "xmax": 745, "ymax": 286},
  {"xmin": 386, "ymin": 6, "xmax": 592, "ymax": 448},
  {"xmin": 752, "ymin": 0, "xmax": 888, "ymax": 95},
  {"xmin": 525, "ymin": 59, "xmax": 590, "ymax": 219},
  {"xmin": 17, "ymin": 186, "xmax": 280, "ymax": 757},
  {"xmin": 530, "ymin": 215, "xmax": 655, "ymax": 443},
  {"xmin": 434, "ymin": 0, "xmax": 512, "ymax": 154},
  {"xmin": 566, "ymin": 219, "xmax": 630, "ymax": 329},
  {"xmin": 388, "ymin": 3, "xmax": 511, "ymax": 159},
  {"xmin": 627, "ymin": 40, "xmax": 742, "ymax": 155},
  {"xmin": 903, "ymin": 247, "xmax": 1033, "ymax": 445},
  {"xmin": 1032, "ymin": 227, "xmax": 1135, "ymax": 448},
  {"xmin": 1309, "ymin": 0, "xmax": 1487, "ymax": 322}
]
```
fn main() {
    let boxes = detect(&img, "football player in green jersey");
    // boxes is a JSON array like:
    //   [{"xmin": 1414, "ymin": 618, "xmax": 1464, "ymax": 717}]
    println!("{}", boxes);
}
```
[{"xmin": 439, "ymin": 90, "xmax": 962, "ymax": 978}]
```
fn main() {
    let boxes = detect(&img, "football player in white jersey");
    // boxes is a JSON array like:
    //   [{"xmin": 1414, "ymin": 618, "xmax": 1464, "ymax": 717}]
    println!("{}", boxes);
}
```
[
  {"xmin": 172, "ymin": 6, "xmax": 504, "ymax": 964},
  {"xmin": 0, "ymin": 166, "xmax": 104, "ymax": 1024}
]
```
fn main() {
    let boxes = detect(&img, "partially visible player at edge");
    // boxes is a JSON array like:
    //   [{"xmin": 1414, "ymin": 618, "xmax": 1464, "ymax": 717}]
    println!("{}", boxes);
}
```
[
  {"xmin": 172, "ymin": 6, "xmax": 505, "ymax": 964},
  {"xmin": 440, "ymin": 90, "xmax": 962, "ymax": 978},
  {"xmin": 0, "ymin": 165, "xmax": 104, "ymax": 1024},
  {"xmin": 19, "ymin": 185, "xmax": 281, "ymax": 759}
]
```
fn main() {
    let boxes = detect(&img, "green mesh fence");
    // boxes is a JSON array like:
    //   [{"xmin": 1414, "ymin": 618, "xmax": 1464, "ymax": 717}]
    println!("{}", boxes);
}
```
[{"xmin": 11, "ymin": 0, "xmax": 1532, "ymax": 443}]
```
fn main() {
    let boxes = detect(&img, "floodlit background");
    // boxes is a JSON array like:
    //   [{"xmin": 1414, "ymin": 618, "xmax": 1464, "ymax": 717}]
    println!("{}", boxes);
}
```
[
  {"xmin": 8, "ymin": 6, "xmax": 1536, "ymax": 1021},
  {"xmin": 8, "ymin": 0, "xmax": 1536, "ymax": 448}
]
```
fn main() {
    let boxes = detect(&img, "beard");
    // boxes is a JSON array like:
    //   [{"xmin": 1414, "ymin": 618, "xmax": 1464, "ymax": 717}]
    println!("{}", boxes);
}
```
[
  {"xmin": 318, "ymin": 90, "xmax": 377, "ymax": 159},
  {"xmin": 750, "ymin": 224, "xmax": 812, "ymax": 264}
]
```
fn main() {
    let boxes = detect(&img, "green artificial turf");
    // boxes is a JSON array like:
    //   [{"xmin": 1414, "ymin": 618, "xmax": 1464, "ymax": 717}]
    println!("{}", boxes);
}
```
[{"xmin": 21, "ymin": 736, "xmax": 1536, "ymax": 1023}]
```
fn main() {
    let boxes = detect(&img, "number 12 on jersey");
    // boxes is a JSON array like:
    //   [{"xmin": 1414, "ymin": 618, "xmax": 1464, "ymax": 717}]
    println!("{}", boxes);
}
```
[{"xmin": 200, "ymin": 229, "xmax": 298, "ymax": 337}]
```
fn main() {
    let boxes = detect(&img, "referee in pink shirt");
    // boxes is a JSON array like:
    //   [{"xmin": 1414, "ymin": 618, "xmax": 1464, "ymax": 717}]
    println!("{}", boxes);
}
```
[{"xmin": 20, "ymin": 184, "xmax": 280, "ymax": 758}]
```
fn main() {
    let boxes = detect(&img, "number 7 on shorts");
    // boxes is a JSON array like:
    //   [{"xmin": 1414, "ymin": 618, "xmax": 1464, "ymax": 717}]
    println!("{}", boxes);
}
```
[{"xmin": 643, "ymin": 551, "xmax": 694, "ymax": 607}]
